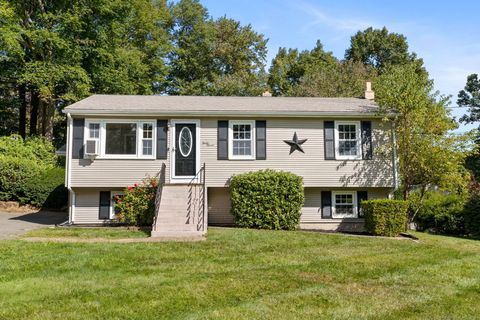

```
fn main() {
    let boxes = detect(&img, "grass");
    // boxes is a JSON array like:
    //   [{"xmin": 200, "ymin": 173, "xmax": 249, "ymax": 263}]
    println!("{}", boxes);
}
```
[
  {"xmin": 23, "ymin": 227, "xmax": 150, "ymax": 239},
  {"xmin": 1, "ymin": 227, "xmax": 479, "ymax": 319}
]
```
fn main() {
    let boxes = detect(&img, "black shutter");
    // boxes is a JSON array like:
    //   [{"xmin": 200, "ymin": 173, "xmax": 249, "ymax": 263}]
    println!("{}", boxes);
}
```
[
  {"xmin": 256, "ymin": 120, "xmax": 266, "ymax": 160},
  {"xmin": 357, "ymin": 191, "xmax": 368, "ymax": 217},
  {"xmin": 321, "ymin": 191, "xmax": 332, "ymax": 218},
  {"xmin": 218, "ymin": 120, "xmax": 228, "ymax": 160},
  {"xmin": 361, "ymin": 121, "xmax": 373, "ymax": 160},
  {"xmin": 156, "ymin": 120, "xmax": 168, "ymax": 159},
  {"xmin": 99, "ymin": 191, "xmax": 111, "ymax": 220},
  {"xmin": 72, "ymin": 118, "xmax": 85, "ymax": 159},
  {"xmin": 324, "ymin": 121, "xmax": 335, "ymax": 160}
]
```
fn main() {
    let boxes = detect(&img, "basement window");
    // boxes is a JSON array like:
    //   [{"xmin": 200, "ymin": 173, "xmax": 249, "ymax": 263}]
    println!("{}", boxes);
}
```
[{"xmin": 332, "ymin": 191, "xmax": 357, "ymax": 218}]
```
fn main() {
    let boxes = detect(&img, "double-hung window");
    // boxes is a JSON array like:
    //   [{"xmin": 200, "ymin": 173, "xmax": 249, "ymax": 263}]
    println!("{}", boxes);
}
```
[
  {"xmin": 142, "ymin": 123, "xmax": 153, "ymax": 156},
  {"xmin": 85, "ymin": 120, "xmax": 155, "ymax": 159},
  {"xmin": 332, "ymin": 191, "xmax": 357, "ymax": 218},
  {"xmin": 229, "ymin": 121, "xmax": 255, "ymax": 159},
  {"xmin": 335, "ymin": 121, "xmax": 361, "ymax": 160}
]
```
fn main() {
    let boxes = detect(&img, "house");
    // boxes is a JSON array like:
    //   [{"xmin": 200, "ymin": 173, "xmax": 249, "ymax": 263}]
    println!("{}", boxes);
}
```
[{"xmin": 63, "ymin": 83, "xmax": 397, "ymax": 239}]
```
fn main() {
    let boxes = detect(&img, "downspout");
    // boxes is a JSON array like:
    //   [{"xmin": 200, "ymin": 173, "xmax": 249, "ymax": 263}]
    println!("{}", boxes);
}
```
[
  {"xmin": 391, "ymin": 119, "xmax": 399, "ymax": 194},
  {"xmin": 66, "ymin": 113, "xmax": 75, "ymax": 224}
]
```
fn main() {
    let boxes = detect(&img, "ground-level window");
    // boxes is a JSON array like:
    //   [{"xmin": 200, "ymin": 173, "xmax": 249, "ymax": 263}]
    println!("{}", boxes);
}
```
[
  {"xmin": 229, "ymin": 120, "xmax": 255, "ymax": 159},
  {"xmin": 335, "ymin": 121, "xmax": 361, "ymax": 160},
  {"xmin": 110, "ymin": 191, "xmax": 124, "ymax": 219},
  {"xmin": 332, "ymin": 191, "xmax": 357, "ymax": 218}
]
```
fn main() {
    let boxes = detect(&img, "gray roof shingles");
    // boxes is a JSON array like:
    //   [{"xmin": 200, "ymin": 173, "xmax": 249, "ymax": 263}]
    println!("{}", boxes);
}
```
[{"xmin": 64, "ymin": 94, "xmax": 380, "ymax": 116}]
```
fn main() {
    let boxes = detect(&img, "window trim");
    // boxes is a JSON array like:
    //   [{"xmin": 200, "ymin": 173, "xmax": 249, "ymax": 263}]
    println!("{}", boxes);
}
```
[
  {"xmin": 334, "ymin": 121, "xmax": 362, "ymax": 160},
  {"xmin": 110, "ymin": 191, "xmax": 124, "ymax": 219},
  {"xmin": 84, "ymin": 119, "xmax": 156, "ymax": 160},
  {"xmin": 332, "ymin": 191, "xmax": 358, "ymax": 218},
  {"xmin": 228, "ymin": 120, "xmax": 255, "ymax": 160}
]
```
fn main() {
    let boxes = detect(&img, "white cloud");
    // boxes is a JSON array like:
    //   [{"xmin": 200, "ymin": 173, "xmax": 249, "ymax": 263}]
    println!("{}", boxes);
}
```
[{"xmin": 294, "ymin": 1, "xmax": 375, "ymax": 32}]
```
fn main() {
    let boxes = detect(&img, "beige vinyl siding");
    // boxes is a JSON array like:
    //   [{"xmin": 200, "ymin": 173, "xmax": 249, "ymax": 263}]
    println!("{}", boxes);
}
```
[
  {"xmin": 71, "ymin": 159, "xmax": 168, "ymax": 187},
  {"xmin": 73, "ymin": 188, "xmax": 122, "ymax": 224},
  {"xmin": 207, "ymin": 187, "xmax": 391, "ymax": 226},
  {"xmin": 69, "ymin": 117, "xmax": 393, "ymax": 188},
  {"xmin": 201, "ymin": 118, "xmax": 393, "ymax": 188}
]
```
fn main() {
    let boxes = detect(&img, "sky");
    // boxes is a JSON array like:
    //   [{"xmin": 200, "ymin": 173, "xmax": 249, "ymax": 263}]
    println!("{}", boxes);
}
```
[{"xmin": 201, "ymin": 0, "xmax": 480, "ymax": 133}]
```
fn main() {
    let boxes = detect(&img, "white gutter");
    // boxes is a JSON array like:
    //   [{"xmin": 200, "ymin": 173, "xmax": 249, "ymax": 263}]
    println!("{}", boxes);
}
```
[
  {"xmin": 63, "ymin": 110, "xmax": 391, "ymax": 118},
  {"xmin": 66, "ymin": 113, "xmax": 75, "ymax": 224}
]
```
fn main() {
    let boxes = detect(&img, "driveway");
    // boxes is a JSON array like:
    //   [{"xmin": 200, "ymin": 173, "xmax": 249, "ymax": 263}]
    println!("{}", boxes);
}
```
[{"xmin": 0, "ymin": 210, "xmax": 68, "ymax": 240}]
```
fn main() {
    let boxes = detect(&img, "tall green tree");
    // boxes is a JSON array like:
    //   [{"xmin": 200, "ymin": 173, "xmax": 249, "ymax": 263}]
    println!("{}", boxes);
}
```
[
  {"xmin": 345, "ymin": 27, "xmax": 423, "ymax": 73},
  {"xmin": 458, "ymin": 74, "xmax": 480, "ymax": 126},
  {"xmin": 292, "ymin": 60, "xmax": 376, "ymax": 97},
  {"xmin": 167, "ymin": 0, "xmax": 267, "ymax": 95},
  {"xmin": 268, "ymin": 41, "xmax": 338, "ymax": 96},
  {"xmin": 268, "ymin": 40, "xmax": 374, "ymax": 97},
  {"xmin": 374, "ymin": 63, "xmax": 469, "ymax": 216},
  {"xmin": 0, "ymin": 0, "xmax": 171, "ymax": 144}
]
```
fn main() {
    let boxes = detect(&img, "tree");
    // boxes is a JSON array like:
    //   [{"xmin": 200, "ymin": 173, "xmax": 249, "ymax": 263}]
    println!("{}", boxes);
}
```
[
  {"xmin": 374, "ymin": 63, "xmax": 469, "ymax": 220},
  {"xmin": 167, "ymin": 0, "xmax": 267, "ymax": 95},
  {"xmin": 0, "ymin": 0, "xmax": 171, "ymax": 145},
  {"xmin": 345, "ymin": 27, "xmax": 422, "ymax": 73},
  {"xmin": 292, "ymin": 60, "xmax": 376, "ymax": 97},
  {"xmin": 458, "ymin": 74, "xmax": 480, "ymax": 126},
  {"xmin": 268, "ymin": 41, "xmax": 338, "ymax": 96}
]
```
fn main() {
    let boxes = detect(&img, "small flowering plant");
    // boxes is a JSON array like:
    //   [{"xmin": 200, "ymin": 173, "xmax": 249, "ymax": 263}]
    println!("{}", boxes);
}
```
[{"xmin": 114, "ymin": 177, "xmax": 159, "ymax": 226}]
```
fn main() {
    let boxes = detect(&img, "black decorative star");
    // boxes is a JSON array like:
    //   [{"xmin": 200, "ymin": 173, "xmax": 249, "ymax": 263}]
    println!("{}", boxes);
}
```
[{"xmin": 283, "ymin": 132, "xmax": 307, "ymax": 154}]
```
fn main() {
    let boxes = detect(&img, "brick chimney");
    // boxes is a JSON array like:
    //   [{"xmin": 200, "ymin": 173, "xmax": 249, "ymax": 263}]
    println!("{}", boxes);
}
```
[{"xmin": 364, "ymin": 81, "xmax": 374, "ymax": 100}]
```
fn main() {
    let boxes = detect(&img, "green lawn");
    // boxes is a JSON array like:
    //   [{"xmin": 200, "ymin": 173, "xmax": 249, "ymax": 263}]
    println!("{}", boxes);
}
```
[
  {"xmin": 23, "ymin": 227, "xmax": 150, "ymax": 239},
  {"xmin": 1, "ymin": 228, "xmax": 479, "ymax": 319}
]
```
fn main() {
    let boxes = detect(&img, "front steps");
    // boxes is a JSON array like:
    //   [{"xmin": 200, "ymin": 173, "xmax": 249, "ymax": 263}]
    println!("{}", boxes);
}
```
[{"xmin": 151, "ymin": 184, "xmax": 206, "ymax": 240}]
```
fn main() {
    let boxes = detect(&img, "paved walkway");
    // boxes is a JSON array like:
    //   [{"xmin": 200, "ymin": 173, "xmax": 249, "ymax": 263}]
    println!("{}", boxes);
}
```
[{"xmin": 0, "ymin": 210, "xmax": 68, "ymax": 240}]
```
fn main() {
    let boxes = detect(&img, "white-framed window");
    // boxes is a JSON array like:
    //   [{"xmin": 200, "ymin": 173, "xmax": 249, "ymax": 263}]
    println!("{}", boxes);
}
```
[
  {"xmin": 84, "ymin": 120, "xmax": 156, "ymax": 159},
  {"xmin": 228, "ymin": 120, "xmax": 255, "ymax": 160},
  {"xmin": 110, "ymin": 191, "xmax": 124, "ymax": 219},
  {"xmin": 142, "ymin": 123, "xmax": 154, "ymax": 156},
  {"xmin": 335, "ymin": 121, "xmax": 362, "ymax": 160},
  {"xmin": 332, "ymin": 191, "xmax": 357, "ymax": 218}
]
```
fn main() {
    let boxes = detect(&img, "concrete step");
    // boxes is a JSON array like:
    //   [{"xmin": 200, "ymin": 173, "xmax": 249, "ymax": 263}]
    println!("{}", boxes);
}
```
[{"xmin": 150, "ymin": 230, "xmax": 205, "ymax": 241}]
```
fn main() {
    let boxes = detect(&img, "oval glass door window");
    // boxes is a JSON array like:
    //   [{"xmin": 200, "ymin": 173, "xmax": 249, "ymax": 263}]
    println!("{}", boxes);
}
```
[{"xmin": 179, "ymin": 127, "xmax": 193, "ymax": 157}]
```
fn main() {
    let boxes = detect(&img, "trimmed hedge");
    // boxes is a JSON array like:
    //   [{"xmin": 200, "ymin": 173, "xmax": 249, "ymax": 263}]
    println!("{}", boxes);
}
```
[
  {"xmin": 230, "ymin": 169, "xmax": 304, "ymax": 230},
  {"xmin": 363, "ymin": 199, "xmax": 409, "ymax": 237},
  {"xmin": 18, "ymin": 167, "xmax": 68, "ymax": 209}
]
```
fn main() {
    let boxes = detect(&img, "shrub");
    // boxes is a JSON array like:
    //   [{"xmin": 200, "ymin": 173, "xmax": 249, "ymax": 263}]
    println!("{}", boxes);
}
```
[
  {"xmin": 0, "ymin": 135, "xmax": 60, "ymax": 207},
  {"xmin": 0, "ymin": 155, "xmax": 44, "ymax": 201},
  {"xmin": 0, "ymin": 135, "xmax": 56, "ymax": 166},
  {"xmin": 363, "ymin": 199, "xmax": 409, "ymax": 237},
  {"xmin": 230, "ymin": 169, "xmax": 304, "ymax": 230},
  {"xmin": 18, "ymin": 167, "xmax": 68, "ymax": 209},
  {"xmin": 463, "ymin": 193, "xmax": 480, "ymax": 237},
  {"xmin": 414, "ymin": 192, "xmax": 466, "ymax": 234},
  {"xmin": 115, "ymin": 177, "xmax": 158, "ymax": 226}
]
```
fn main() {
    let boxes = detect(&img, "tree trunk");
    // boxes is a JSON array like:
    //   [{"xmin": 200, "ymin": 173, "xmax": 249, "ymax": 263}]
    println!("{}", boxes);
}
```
[
  {"xmin": 30, "ymin": 90, "xmax": 39, "ymax": 136},
  {"xmin": 19, "ymin": 84, "xmax": 27, "ymax": 138}
]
